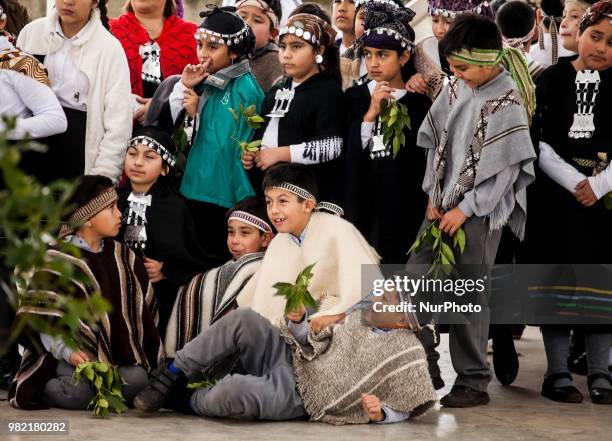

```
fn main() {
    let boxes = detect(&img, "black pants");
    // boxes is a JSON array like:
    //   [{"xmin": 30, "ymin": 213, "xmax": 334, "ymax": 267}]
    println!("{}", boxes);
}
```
[{"xmin": 186, "ymin": 199, "xmax": 231, "ymax": 262}]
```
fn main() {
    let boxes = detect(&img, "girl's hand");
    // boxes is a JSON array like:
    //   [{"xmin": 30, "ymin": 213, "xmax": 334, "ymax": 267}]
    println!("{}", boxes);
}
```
[
  {"xmin": 255, "ymin": 147, "xmax": 290, "ymax": 170},
  {"xmin": 134, "ymin": 97, "xmax": 151, "ymax": 123},
  {"xmin": 574, "ymin": 179, "xmax": 598, "ymax": 206},
  {"xmin": 364, "ymin": 81, "xmax": 393, "ymax": 122},
  {"xmin": 181, "ymin": 61, "xmax": 210, "ymax": 89},
  {"xmin": 242, "ymin": 151, "xmax": 256, "ymax": 170},
  {"xmin": 405, "ymin": 73, "xmax": 428, "ymax": 94},
  {"xmin": 183, "ymin": 89, "xmax": 200, "ymax": 118},
  {"xmin": 309, "ymin": 313, "xmax": 345, "ymax": 334},
  {"xmin": 426, "ymin": 199, "xmax": 443, "ymax": 221},
  {"xmin": 69, "ymin": 350, "xmax": 89, "ymax": 367},
  {"xmin": 361, "ymin": 394, "xmax": 384, "ymax": 422},
  {"xmin": 144, "ymin": 258, "xmax": 165, "ymax": 283},
  {"xmin": 438, "ymin": 206, "xmax": 467, "ymax": 236},
  {"xmin": 286, "ymin": 306, "xmax": 306, "ymax": 323}
]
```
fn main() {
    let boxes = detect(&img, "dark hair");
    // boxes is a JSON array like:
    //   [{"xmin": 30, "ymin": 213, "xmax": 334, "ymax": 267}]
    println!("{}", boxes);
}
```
[
  {"xmin": 67, "ymin": 175, "xmax": 114, "ymax": 216},
  {"xmin": 226, "ymin": 196, "xmax": 274, "ymax": 235},
  {"xmin": 439, "ymin": 13, "xmax": 502, "ymax": 58},
  {"xmin": 124, "ymin": 0, "xmax": 177, "ymax": 19},
  {"xmin": 539, "ymin": 0, "xmax": 563, "ymax": 29},
  {"xmin": 288, "ymin": 3, "xmax": 342, "ymax": 85},
  {"xmin": 97, "ymin": 0, "xmax": 110, "ymax": 31},
  {"xmin": 199, "ymin": 6, "xmax": 256, "ymax": 60},
  {"xmin": 496, "ymin": 1, "xmax": 536, "ymax": 38},
  {"xmin": 262, "ymin": 163, "xmax": 319, "ymax": 201}
]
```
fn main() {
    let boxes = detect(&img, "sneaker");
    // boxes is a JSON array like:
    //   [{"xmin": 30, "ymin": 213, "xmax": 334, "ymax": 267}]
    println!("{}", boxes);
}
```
[
  {"xmin": 440, "ymin": 385, "xmax": 490, "ymax": 408},
  {"xmin": 133, "ymin": 364, "xmax": 186, "ymax": 412}
]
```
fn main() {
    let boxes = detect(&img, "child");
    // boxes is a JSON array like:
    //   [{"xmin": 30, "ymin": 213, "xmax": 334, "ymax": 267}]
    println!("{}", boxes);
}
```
[
  {"xmin": 333, "ymin": 0, "xmax": 357, "ymax": 56},
  {"xmin": 16, "ymin": 0, "xmax": 132, "ymax": 184},
  {"xmin": 236, "ymin": 0, "xmax": 285, "ymax": 91},
  {"xmin": 169, "ymin": 6, "xmax": 264, "ymax": 259},
  {"xmin": 118, "ymin": 126, "xmax": 218, "ymax": 338},
  {"xmin": 343, "ymin": 1, "xmax": 430, "ymax": 265},
  {"xmin": 496, "ymin": 1, "xmax": 545, "ymax": 80},
  {"xmin": 559, "ymin": 0, "xmax": 599, "ymax": 54},
  {"xmin": 407, "ymin": 0, "xmax": 494, "ymax": 99},
  {"xmin": 529, "ymin": 0, "xmax": 574, "ymax": 66},
  {"xmin": 133, "ymin": 164, "xmax": 436, "ymax": 423},
  {"xmin": 9, "ymin": 176, "xmax": 163, "ymax": 410},
  {"xmin": 528, "ymin": 0, "xmax": 612, "ymax": 405},
  {"xmin": 164, "ymin": 196, "xmax": 273, "ymax": 356},
  {"xmin": 241, "ymin": 4, "xmax": 345, "ymax": 203},
  {"xmin": 409, "ymin": 15, "xmax": 536, "ymax": 407}
]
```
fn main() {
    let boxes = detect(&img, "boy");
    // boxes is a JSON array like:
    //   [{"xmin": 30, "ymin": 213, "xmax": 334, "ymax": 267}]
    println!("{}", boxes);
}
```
[
  {"xmin": 133, "ymin": 164, "xmax": 436, "ymax": 423},
  {"xmin": 333, "ymin": 0, "xmax": 357, "ymax": 56},
  {"xmin": 409, "ymin": 15, "xmax": 536, "ymax": 407},
  {"xmin": 165, "ymin": 196, "xmax": 273, "ymax": 356},
  {"xmin": 236, "ymin": 0, "xmax": 284, "ymax": 91},
  {"xmin": 118, "ymin": 126, "xmax": 218, "ymax": 337},
  {"xmin": 9, "ymin": 176, "xmax": 163, "ymax": 410}
]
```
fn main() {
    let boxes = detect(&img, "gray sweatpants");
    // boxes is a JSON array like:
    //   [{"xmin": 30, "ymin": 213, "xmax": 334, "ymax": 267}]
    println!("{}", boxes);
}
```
[
  {"xmin": 43, "ymin": 361, "xmax": 148, "ymax": 409},
  {"xmin": 174, "ymin": 308, "xmax": 306, "ymax": 420},
  {"xmin": 408, "ymin": 216, "xmax": 501, "ymax": 392}
]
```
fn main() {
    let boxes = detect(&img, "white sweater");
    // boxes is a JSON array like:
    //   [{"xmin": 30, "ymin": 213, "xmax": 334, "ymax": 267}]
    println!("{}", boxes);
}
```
[{"xmin": 17, "ymin": 10, "xmax": 132, "ymax": 182}]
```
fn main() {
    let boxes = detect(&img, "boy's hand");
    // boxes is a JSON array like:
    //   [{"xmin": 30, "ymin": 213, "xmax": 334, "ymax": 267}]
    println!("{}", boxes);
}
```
[
  {"xmin": 405, "ymin": 73, "xmax": 428, "ymax": 95},
  {"xmin": 361, "ymin": 394, "xmax": 384, "ymax": 422},
  {"xmin": 255, "ymin": 147, "xmax": 290, "ymax": 170},
  {"xmin": 181, "ymin": 61, "xmax": 210, "ymax": 89},
  {"xmin": 242, "ymin": 151, "xmax": 256, "ymax": 170},
  {"xmin": 574, "ymin": 179, "xmax": 598, "ymax": 206},
  {"xmin": 439, "ymin": 206, "xmax": 467, "ymax": 236},
  {"xmin": 144, "ymin": 258, "xmax": 165, "ymax": 283},
  {"xmin": 426, "ymin": 199, "xmax": 443, "ymax": 221},
  {"xmin": 309, "ymin": 313, "xmax": 345, "ymax": 334},
  {"xmin": 286, "ymin": 306, "xmax": 306, "ymax": 323},
  {"xmin": 69, "ymin": 350, "xmax": 89, "ymax": 367},
  {"xmin": 364, "ymin": 81, "xmax": 393, "ymax": 122},
  {"xmin": 134, "ymin": 96, "xmax": 151, "ymax": 123},
  {"xmin": 183, "ymin": 89, "xmax": 200, "ymax": 119}
]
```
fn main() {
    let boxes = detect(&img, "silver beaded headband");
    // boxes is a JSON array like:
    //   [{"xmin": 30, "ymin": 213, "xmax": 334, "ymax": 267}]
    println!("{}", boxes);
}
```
[
  {"xmin": 279, "ymin": 23, "xmax": 320, "ymax": 45},
  {"xmin": 363, "ymin": 27, "xmax": 415, "ymax": 51},
  {"xmin": 356, "ymin": 0, "xmax": 400, "ymax": 10},
  {"xmin": 194, "ymin": 21, "xmax": 250, "ymax": 46},
  {"xmin": 279, "ymin": 13, "xmax": 336, "ymax": 48},
  {"xmin": 128, "ymin": 135, "xmax": 176, "ymax": 167},
  {"xmin": 428, "ymin": 1, "xmax": 490, "ymax": 17},
  {"xmin": 228, "ymin": 210, "xmax": 273, "ymax": 233},
  {"xmin": 315, "ymin": 201, "xmax": 344, "ymax": 217},
  {"xmin": 270, "ymin": 182, "xmax": 317, "ymax": 202}
]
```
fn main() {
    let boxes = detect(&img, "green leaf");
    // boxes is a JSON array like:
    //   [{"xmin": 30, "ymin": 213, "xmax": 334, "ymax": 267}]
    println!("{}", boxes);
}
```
[
  {"xmin": 455, "ymin": 228, "xmax": 466, "ymax": 254},
  {"xmin": 85, "ymin": 366, "xmax": 94, "ymax": 381},
  {"xmin": 98, "ymin": 398, "xmax": 108, "ymax": 408},
  {"xmin": 604, "ymin": 192, "xmax": 612, "ymax": 210},
  {"xmin": 228, "ymin": 107, "xmax": 239, "ymax": 121},
  {"xmin": 392, "ymin": 136, "xmax": 400, "ymax": 159},
  {"xmin": 441, "ymin": 242, "xmax": 456, "ymax": 264},
  {"xmin": 94, "ymin": 376, "xmax": 103, "ymax": 390}
]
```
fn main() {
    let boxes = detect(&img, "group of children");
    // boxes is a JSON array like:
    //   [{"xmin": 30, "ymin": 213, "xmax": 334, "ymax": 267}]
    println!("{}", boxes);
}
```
[{"xmin": 2, "ymin": 0, "xmax": 612, "ymax": 425}]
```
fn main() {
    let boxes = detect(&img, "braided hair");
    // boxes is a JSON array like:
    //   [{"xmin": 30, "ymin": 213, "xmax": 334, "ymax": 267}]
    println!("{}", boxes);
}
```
[{"xmin": 97, "ymin": 0, "xmax": 110, "ymax": 30}]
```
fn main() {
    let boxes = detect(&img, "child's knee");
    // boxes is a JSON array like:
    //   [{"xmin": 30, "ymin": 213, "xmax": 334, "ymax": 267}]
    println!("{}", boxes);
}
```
[
  {"xmin": 43, "ymin": 377, "xmax": 94, "ymax": 410},
  {"xmin": 118, "ymin": 366, "xmax": 149, "ymax": 402}
]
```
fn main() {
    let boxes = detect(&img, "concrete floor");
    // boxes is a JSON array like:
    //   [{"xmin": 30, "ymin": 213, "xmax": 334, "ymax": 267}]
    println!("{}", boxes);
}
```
[{"xmin": 1, "ymin": 327, "xmax": 610, "ymax": 441}]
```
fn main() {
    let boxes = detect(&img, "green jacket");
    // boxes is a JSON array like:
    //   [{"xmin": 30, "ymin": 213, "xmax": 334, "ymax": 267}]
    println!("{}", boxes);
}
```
[{"xmin": 180, "ymin": 60, "xmax": 264, "ymax": 208}]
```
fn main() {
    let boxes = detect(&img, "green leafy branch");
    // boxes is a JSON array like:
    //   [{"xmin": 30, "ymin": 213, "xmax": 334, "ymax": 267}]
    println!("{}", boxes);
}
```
[
  {"xmin": 604, "ymin": 192, "xmax": 612, "ymax": 210},
  {"xmin": 228, "ymin": 104, "xmax": 264, "ymax": 153},
  {"xmin": 74, "ymin": 361, "xmax": 127, "ymax": 418},
  {"xmin": 407, "ymin": 221, "xmax": 466, "ymax": 278},
  {"xmin": 273, "ymin": 263, "xmax": 318, "ymax": 315},
  {"xmin": 380, "ymin": 99, "xmax": 411, "ymax": 159}
]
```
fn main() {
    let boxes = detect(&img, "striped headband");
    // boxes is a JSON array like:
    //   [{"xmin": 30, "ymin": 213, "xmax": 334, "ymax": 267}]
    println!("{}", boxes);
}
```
[
  {"xmin": 270, "ymin": 182, "xmax": 317, "ymax": 202},
  {"xmin": 449, "ymin": 47, "xmax": 502, "ymax": 65},
  {"xmin": 128, "ymin": 135, "xmax": 176, "ymax": 167},
  {"xmin": 58, "ymin": 187, "xmax": 118, "ymax": 239},
  {"xmin": 314, "ymin": 201, "xmax": 344, "ymax": 217},
  {"xmin": 228, "ymin": 210, "xmax": 273, "ymax": 233},
  {"xmin": 502, "ymin": 22, "xmax": 537, "ymax": 49},
  {"xmin": 235, "ymin": 0, "xmax": 280, "ymax": 29}
]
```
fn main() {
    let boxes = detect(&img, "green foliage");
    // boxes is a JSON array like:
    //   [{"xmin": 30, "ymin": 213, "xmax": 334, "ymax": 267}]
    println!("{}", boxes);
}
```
[
  {"xmin": 380, "ymin": 100, "xmax": 411, "ymax": 159},
  {"xmin": 228, "ymin": 103, "xmax": 264, "ymax": 153},
  {"xmin": 407, "ymin": 221, "xmax": 466, "ymax": 279},
  {"xmin": 187, "ymin": 378, "xmax": 219, "ymax": 389},
  {"xmin": 273, "ymin": 263, "xmax": 318, "ymax": 315},
  {"xmin": 74, "ymin": 361, "xmax": 127, "ymax": 418},
  {"xmin": 605, "ymin": 192, "xmax": 612, "ymax": 210},
  {"xmin": 0, "ymin": 117, "xmax": 111, "ymax": 358}
]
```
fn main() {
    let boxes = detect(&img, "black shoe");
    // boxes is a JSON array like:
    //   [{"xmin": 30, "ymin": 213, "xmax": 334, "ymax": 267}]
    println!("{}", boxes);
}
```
[
  {"xmin": 492, "ymin": 333, "xmax": 519, "ymax": 386},
  {"xmin": 432, "ymin": 376, "xmax": 445, "ymax": 390},
  {"xmin": 133, "ymin": 364, "xmax": 187, "ymax": 413},
  {"xmin": 440, "ymin": 385, "xmax": 490, "ymax": 408},
  {"xmin": 588, "ymin": 373, "xmax": 612, "ymax": 405},
  {"xmin": 541, "ymin": 373, "xmax": 582, "ymax": 403},
  {"xmin": 568, "ymin": 352, "xmax": 588, "ymax": 376}
]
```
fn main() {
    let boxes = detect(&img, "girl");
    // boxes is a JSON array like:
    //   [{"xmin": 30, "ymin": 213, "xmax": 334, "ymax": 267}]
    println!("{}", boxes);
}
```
[
  {"xmin": 529, "ymin": 0, "xmax": 612, "ymax": 405},
  {"xmin": 169, "ymin": 6, "xmax": 263, "ymax": 259},
  {"xmin": 343, "ymin": 1, "xmax": 431, "ymax": 265},
  {"xmin": 241, "ymin": 3, "xmax": 345, "ymax": 203},
  {"xmin": 110, "ymin": 0, "xmax": 199, "ymax": 124},
  {"xmin": 16, "ymin": 0, "xmax": 132, "ymax": 184}
]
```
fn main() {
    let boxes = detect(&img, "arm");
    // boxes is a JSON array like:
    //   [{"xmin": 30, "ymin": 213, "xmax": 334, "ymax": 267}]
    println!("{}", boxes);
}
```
[
  {"xmin": 5, "ymin": 72, "xmax": 67, "ymax": 140},
  {"xmin": 169, "ymin": 80, "xmax": 188, "ymax": 124},
  {"xmin": 289, "ymin": 136, "xmax": 343, "ymax": 164},
  {"xmin": 538, "ymin": 141, "xmax": 586, "ymax": 193},
  {"xmin": 286, "ymin": 313, "xmax": 309, "ymax": 346},
  {"xmin": 360, "ymin": 122, "xmax": 375, "ymax": 150},
  {"xmin": 587, "ymin": 162, "xmax": 612, "ymax": 200},
  {"xmin": 39, "ymin": 333, "xmax": 73, "ymax": 364},
  {"xmin": 377, "ymin": 406, "xmax": 411, "ymax": 424},
  {"xmin": 458, "ymin": 164, "xmax": 520, "ymax": 218}
]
